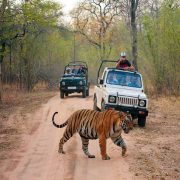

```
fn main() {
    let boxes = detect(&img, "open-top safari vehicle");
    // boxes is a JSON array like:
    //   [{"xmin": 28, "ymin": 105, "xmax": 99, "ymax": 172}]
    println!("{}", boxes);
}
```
[
  {"xmin": 93, "ymin": 60, "xmax": 148, "ymax": 127},
  {"xmin": 59, "ymin": 61, "xmax": 90, "ymax": 98}
]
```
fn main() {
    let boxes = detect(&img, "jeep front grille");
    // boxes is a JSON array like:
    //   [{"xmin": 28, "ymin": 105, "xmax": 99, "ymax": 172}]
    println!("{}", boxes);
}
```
[{"xmin": 118, "ymin": 96, "xmax": 138, "ymax": 106}]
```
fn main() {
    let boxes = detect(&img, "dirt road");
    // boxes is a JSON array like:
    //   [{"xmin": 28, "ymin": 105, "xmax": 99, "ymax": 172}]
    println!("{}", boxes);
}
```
[
  {"xmin": 1, "ymin": 91, "xmax": 180, "ymax": 180},
  {"xmin": 1, "ymin": 92, "xmax": 138, "ymax": 180}
]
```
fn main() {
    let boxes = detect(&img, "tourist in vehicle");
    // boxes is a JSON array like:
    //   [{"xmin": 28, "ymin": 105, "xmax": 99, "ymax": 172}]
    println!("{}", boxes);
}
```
[
  {"xmin": 78, "ymin": 66, "xmax": 86, "ymax": 75},
  {"xmin": 64, "ymin": 67, "xmax": 75, "ymax": 76},
  {"xmin": 128, "ymin": 76, "xmax": 141, "ymax": 88},
  {"xmin": 65, "ymin": 68, "xmax": 71, "ymax": 74},
  {"xmin": 71, "ymin": 68, "xmax": 78, "ymax": 74},
  {"xmin": 118, "ymin": 75, "xmax": 127, "ymax": 86},
  {"xmin": 107, "ymin": 73, "xmax": 118, "ymax": 84},
  {"xmin": 116, "ymin": 52, "xmax": 135, "ymax": 71}
]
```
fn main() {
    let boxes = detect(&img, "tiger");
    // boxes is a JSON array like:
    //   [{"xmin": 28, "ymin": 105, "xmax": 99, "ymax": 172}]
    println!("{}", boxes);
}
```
[{"xmin": 52, "ymin": 109, "xmax": 133, "ymax": 160}]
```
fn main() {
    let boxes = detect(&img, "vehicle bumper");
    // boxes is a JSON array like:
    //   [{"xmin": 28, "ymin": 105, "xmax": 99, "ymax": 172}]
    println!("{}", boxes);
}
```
[
  {"xmin": 60, "ymin": 86, "xmax": 86, "ymax": 93},
  {"xmin": 104, "ymin": 104, "xmax": 148, "ymax": 117}
]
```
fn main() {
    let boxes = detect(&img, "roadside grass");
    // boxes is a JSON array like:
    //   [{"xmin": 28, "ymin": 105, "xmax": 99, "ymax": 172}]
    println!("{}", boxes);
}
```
[
  {"xmin": 0, "ymin": 84, "xmax": 179, "ymax": 179},
  {"xmin": 0, "ymin": 84, "xmax": 56, "ymax": 168},
  {"xmin": 129, "ymin": 96, "xmax": 180, "ymax": 180}
]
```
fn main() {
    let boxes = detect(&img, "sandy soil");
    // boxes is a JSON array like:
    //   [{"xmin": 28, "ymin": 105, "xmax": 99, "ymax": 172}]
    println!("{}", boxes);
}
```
[{"xmin": 0, "ymin": 90, "xmax": 179, "ymax": 180}]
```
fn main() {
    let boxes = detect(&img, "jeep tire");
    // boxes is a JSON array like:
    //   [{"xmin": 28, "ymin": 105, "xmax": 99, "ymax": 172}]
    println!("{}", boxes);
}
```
[
  {"xmin": 86, "ymin": 88, "xmax": 89, "ymax": 96},
  {"xmin": 60, "ymin": 91, "xmax": 64, "ymax": 99},
  {"xmin": 101, "ymin": 101, "xmax": 106, "ymax": 111},
  {"xmin": 138, "ymin": 116, "xmax": 146, "ymax": 127},
  {"xmin": 82, "ymin": 88, "xmax": 86, "ymax": 98},
  {"xmin": 65, "ymin": 92, "xmax": 68, "ymax": 97}
]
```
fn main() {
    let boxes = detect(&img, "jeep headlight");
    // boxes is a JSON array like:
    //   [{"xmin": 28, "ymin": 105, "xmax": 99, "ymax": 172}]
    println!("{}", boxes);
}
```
[
  {"xmin": 108, "ymin": 96, "xmax": 116, "ymax": 103},
  {"xmin": 79, "ymin": 81, "xmax": 83, "ymax": 85},
  {"xmin": 139, "ymin": 100, "xmax": 146, "ymax": 107},
  {"xmin": 62, "ymin": 81, "xmax": 65, "ymax": 86}
]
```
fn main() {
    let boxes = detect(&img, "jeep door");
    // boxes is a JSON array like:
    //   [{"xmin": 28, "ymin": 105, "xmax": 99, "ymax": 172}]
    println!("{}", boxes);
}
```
[{"xmin": 96, "ymin": 71, "xmax": 107, "ymax": 108}]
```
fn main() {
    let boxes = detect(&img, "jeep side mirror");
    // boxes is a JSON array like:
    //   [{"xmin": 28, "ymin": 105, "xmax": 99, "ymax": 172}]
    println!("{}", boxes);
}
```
[{"xmin": 98, "ymin": 78, "xmax": 104, "ymax": 85}]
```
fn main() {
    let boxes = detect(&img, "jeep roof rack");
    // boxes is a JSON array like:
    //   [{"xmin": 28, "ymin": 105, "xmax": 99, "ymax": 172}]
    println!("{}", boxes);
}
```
[
  {"xmin": 97, "ymin": 60, "xmax": 117, "ymax": 80},
  {"xmin": 67, "ymin": 61, "xmax": 88, "ymax": 68},
  {"xmin": 97, "ymin": 60, "xmax": 137, "ymax": 82},
  {"xmin": 107, "ymin": 67, "xmax": 138, "ymax": 73}
]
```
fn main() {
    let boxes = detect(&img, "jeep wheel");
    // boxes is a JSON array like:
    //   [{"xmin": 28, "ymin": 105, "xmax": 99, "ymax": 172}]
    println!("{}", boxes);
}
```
[
  {"xmin": 82, "ymin": 88, "xmax": 86, "ymax": 98},
  {"xmin": 138, "ymin": 116, "xmax": 146, "ymax": 127},
  {"xmin": 86, "ymin": 88, "xmax": 89, "ymax": 96},
  {"xmin": 60, "ymin": 91, "xmax": 64, "ymax": 99},
  {"xmin": 93, "ymin": 96, "xmax": 99, "ymax": 111},
  {"xmin": 65, "ymin": 92, "xmax": 68, "ymax": 96},
  {"xmin": 101, "ymin": 101, "xmax": 106, "ymax": 111}
]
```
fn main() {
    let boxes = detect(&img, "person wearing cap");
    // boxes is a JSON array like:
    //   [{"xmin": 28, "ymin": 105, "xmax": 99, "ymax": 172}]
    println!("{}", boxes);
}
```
[
  {"xmin": 116, "ymin": 52, "xmax": 135, "ymax": 71},
  {"xmin": 107, "ymin": 73, "xmax": 118, "ymax": 84},
  {"xmin": 65, "ymin": 67, "xmax": 72, "ymax": 74}
]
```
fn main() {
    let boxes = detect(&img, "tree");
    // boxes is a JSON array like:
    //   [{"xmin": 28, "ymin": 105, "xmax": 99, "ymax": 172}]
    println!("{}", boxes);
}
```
[
  {"xmin": 118, "ymin": 0, "xmax": 139, "ymax": 70},
  {"xmin": 0, "ymin": 0, "xmax": 62, "ymax": 102},
  {"xmin": 0, "ymin": 0, "xmax": 8, "ymax": 103},
  {"xmin": 130, "ymin": 0, "xmax": 139, "ymax": 71},
  {"xmin": 139, "ymin": 0, "xmax": 180, "ymax": 94},
  {"xmin": 72, "ymin": 0, "xmax": 123, "ymax": 60}
]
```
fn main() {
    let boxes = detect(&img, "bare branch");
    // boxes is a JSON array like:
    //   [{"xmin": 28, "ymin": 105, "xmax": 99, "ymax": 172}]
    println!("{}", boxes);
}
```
[{"xmin": 71, "ymin": 0, "xmax": 123, "ymax": 59}]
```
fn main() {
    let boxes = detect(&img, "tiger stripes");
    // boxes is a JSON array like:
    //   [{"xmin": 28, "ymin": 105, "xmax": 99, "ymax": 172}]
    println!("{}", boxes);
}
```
[{"xmin": 52, "ymin": 109, "xmax": 133, "ymax": 160}]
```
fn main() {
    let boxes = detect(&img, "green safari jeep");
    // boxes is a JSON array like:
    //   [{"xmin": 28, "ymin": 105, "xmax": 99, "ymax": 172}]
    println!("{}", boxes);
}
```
[{"xmin": 59, "ymin": 61, "xmax": 90, "ymax": 98}]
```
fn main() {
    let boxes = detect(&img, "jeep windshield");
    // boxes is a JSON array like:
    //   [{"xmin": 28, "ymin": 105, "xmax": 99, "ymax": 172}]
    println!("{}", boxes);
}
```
[{"xmin": 106, "ymin": 70, "xmax": 142, "ymax": 88}]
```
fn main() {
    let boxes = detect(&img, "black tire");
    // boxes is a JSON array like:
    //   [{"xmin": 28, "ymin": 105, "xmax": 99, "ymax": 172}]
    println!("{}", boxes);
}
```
[
  {"xmin": 82, "ymin": 88, "xmax": 86, "ymax": 98},
  {"xmin": 93, "ymin": 96, "xmax": 99, "ymax": 111},
  {"xmin": 101, "ymin": 101, "xmax": 106, "ymax": 111},
  {"xmin": 86, "ymin": 88, "xmax": 89, "ymax": 96},
  {"xmin": 65, "ymin": 92, "xmax": 68, "ymax": 96},
  {"xmin": 60, "ymin": 91, "xmax": 64, "ymax": 99},
  {"xmin": 138, "ymin": 116, "xmax": 146, "ymax": 127}
]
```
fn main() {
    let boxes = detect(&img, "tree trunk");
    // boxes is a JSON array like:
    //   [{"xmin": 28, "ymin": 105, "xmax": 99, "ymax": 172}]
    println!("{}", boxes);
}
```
[
  {"xmin": 0, "ymin": 62, "xmax": 2, "ymax": 103},
  {"xmin": 19, "ymin": 42, "xmax": 23, "ymax": 90},
  {"xmin": 9, "ymin": 41, "xmax": 12, "ymax": 84},
  {"xmin": 0, "ymin": 42, "xmax": 6, "ymax": 103},
  {"xmin": 0, "ymin": 0, "xmax": 8, "ymax": 103},
  {"xmin": 130, "ymin": 0, "xmax": 138, "ymax": 71}
]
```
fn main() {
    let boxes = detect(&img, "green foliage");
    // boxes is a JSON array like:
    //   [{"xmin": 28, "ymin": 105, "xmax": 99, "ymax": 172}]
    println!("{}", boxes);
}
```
[
  {"xmin": 1, "ymin": 0, "xmax": 179, "ymax": 96},
  {"xmin": 139, "ymin": 1, "xmax": 180, "ymax": 95},
  {"xmin": 1, "ymin": 0, "xmax": 64, "ymax": 91},
  {"xmin": 21, "ymin": 0, "xmax": 62, "ymax": 27}
]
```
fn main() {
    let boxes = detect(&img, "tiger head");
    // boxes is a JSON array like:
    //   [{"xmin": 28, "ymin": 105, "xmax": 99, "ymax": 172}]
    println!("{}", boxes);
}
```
[{"xmin": 119, "ymin": 111, "xmax": 133, "ymax": 134}]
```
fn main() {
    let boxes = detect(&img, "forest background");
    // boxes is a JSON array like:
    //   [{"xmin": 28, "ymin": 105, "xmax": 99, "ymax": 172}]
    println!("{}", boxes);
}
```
[{"xmin": 0, "ymin": 0, "xmax": 179, "ymax": 104}]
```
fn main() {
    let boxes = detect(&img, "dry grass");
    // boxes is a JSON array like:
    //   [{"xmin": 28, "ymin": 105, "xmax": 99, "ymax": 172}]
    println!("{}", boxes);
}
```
[
  {"xmin": 129, "ymin": 96, "xmax": 180, "ymax": 180},
  {"xmin": 0, "ymin": 82, "xmax": 51, "ymax": 106},
  {"xmin": 0, "ymin": 84, "xmax": 56, "ymax": 167}
]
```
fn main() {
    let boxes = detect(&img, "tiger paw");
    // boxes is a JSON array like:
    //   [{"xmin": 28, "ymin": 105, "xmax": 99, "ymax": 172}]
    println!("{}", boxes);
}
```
[
  {"xmin": 122, "ymin": 148, "xmax": 127, "ymax": 157},
  {"xmin": 58, "ymin": 149, "xmax": 65, "ymax": 154},
  {"xmin": 88, "ymin": 155, "xmax": 95, "ymax": 158},
  {"xmin": 122, "ymin": 154, "xmax": 128, "ymax": 157},
  {"xmin": 102, "ymin": 155, "xmax": 110, "ymax": 160}
]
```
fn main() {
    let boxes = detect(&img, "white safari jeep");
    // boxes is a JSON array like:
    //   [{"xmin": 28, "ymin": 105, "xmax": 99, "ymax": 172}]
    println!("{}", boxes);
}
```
[{"xmin": 93, "ymin": 60, "xmax": 148, "ymax": 127}]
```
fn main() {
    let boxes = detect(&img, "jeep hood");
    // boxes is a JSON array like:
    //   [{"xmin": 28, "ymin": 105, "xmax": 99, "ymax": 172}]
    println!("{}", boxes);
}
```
[
  {"xmin": 61, "ymin": 76, "xmax": 85, "ymax": 81},
  {"xmin": 105, "ymin": 86, "xmax": 147, "ymax": 99}
]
